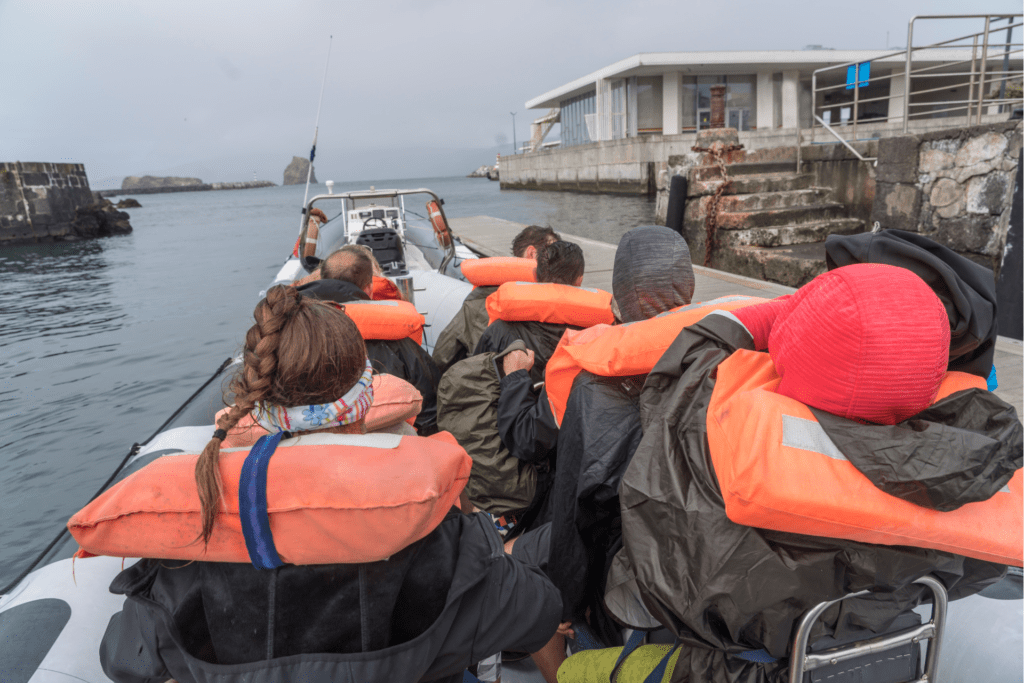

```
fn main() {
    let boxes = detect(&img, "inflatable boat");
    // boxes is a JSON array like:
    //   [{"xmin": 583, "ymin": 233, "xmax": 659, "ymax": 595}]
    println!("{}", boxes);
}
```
[{"xmin": 0, "ymin": 188, "xmax": 1021, "ymax": 682}]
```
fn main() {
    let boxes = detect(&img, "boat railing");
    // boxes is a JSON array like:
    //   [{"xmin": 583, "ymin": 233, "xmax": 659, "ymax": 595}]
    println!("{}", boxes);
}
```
[{"xmin": 788, "ymin": 575, "xmax": 948, "ymax": 683}]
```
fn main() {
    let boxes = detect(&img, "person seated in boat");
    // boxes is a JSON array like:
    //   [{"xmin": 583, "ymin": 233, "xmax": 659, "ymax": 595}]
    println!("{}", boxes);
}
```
[
  {"xmin": 576, "ymin": 262, "xmax": 1020, "ymax": 683},
  {"xmin": 432, "ymin": 225, "xmax": 560, "ymax": 375},
  {"xmin": 502, "ymin": 225, "xmax": 696, "ymax": 679},
  {"xmin": 97, "ymin": 285, "xmax": 563, "ymax": 683},
  {"xmin": 297, "ymin": 247, "xmax": 443, "ymax": 435}
]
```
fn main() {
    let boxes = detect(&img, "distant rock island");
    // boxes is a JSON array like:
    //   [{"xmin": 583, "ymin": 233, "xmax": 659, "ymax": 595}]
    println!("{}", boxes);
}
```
[
  {"xmin": 122, "ymin": 175, "xmax": 202, "ymax": 190},
  {"xmin": 98, "ymin": 176, "xmax": 276, "ymax": 197},
  {"xmin": 283, "ymin": 157, "xmax": 317, "ymax": 185}
]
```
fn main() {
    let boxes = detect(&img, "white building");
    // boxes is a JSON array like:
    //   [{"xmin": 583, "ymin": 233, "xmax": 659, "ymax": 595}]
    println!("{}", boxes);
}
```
[{"xmin": 524, "ymin": 49, "xmax": 1020, "ymax": 150}]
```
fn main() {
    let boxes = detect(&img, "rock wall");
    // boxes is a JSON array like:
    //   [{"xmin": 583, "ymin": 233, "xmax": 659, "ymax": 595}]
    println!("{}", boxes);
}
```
[
  {"xmin": 0, "ymin": 162, "xmax": 125, "ymax": 244},
  {"xmin": 872, "ymin": 120, "xmax": 1022, "ymax": 272},
  {"xmin": 283, "ymin": 156, "xmax": 316, "ymax": 186},
  {"xmin": 122, "ymin": 175, "xmax": 203, "ymax": 190}
]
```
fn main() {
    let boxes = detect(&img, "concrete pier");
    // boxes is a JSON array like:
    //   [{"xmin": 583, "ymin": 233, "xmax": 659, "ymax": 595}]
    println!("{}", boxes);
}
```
[{"xmin": 449, "ymin": 215, "xmax": 1023, "ymax": 417}]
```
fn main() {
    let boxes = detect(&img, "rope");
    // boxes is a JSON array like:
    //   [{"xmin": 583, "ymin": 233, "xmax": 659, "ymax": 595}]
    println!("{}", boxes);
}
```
[
  {"xmin": 0, "ymin": 356, "xmax": 235, "ymax": 596},
  {"xmin": 691, "ymin": 142, "xmax": 743, "ymax": 267}
]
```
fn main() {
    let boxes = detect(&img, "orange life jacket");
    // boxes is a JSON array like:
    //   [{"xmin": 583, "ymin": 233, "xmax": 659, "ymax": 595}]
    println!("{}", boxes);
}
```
[
  {"xmin": 340, "ymin": 300, "xmax": 424, "ymax": 345},
  {"xmin": 545, "ymin": 296, "xmax": 769, "ymax": 425},
  {"xmin": 371, "ymin": 276, "xmax": 404, "ymax": 302},
  {"xmin": 69, "ymin": 431, "xmax": 471, "ymax": 565},
  {"xmin": 485, "ymin": 282, "xmax": 614, "ymax": 328},
  {"xmin": 706, "ymin": 349, "xmax": 1022, "ymax": 566},
  {"xmin": 461, "ymin": 257, "xmax": 537, "ymax": 288}
]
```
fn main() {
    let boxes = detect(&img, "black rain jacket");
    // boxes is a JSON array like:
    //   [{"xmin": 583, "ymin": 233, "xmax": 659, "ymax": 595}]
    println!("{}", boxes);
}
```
[
  {"xmin": 608, "ymin": 311, "xmax": 1018, "ymax": 682},
  {"xmin": 511, "ymin": 370, "xmax": 646, "ymax": 647},
  {"xmin": 99, "ymin": 510, "xmax": 562, "ymax": 683},
  {"xmin": 297, "ymin": 278, "xmax": 442, "ymax": 435}
]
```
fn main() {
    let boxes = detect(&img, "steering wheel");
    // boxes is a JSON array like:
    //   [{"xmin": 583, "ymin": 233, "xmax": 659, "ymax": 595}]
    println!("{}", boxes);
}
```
[{"xmin": 362, "ymin": 217, "xmax": 389, "ymax": 231}]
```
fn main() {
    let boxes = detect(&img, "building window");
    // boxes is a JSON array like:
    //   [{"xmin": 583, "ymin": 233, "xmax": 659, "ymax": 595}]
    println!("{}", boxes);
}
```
[
  {"xmin": 559, "ymin": 91, "xmax": 597, "ymax": 148},
  {"xmin": 636, "ymin": 76, "xmax": 663, "ymax": 133},
  {"xmin": 611, "ymin": 79, "xmax": 627, "ymax": 139}
]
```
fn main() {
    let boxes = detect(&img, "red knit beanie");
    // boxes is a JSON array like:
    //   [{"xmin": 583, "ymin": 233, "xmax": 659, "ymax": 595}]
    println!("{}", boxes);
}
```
[{"xmin": 765, "ymin": 264, "xmax": 950, "ymax": 425}]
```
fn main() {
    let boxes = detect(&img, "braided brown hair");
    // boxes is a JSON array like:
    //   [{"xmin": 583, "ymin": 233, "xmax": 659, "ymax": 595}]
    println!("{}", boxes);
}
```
[{"xmin": 195, "ymin": 285, "xmax": 367, "ymax": 544}]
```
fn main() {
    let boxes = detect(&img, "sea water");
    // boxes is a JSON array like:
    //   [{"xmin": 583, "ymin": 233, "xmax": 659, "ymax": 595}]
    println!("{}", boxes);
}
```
[{"xmin": 0, "ymin": 177, "xmax": 654, "ymax": 586}]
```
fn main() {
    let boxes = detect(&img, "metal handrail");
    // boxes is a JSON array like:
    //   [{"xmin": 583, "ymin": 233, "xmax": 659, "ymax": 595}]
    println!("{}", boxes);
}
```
[
  {"xmin": 812, "ymin": 115, "xmax": 877, "ymax": 163},
  {"xmin": 788, "ymin": 575, "xmax": 949, "ymax": 683},
  {"xmin": 804, "ymin": 13, "xmax": 1022, "ymax": 155}
]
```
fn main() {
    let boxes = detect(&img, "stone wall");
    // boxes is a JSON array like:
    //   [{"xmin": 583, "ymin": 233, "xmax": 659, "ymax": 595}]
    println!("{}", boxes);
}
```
[
  {"xmin": 872, "ymin": 120, "xmax": 1022, "ymax": 272},
  {"xmin": 0, "ymin": 162, "xmax": 95, "ymax": 243},
  {"xmin": 98, "ymin": 180, "xmax": 276, "ymax": 197}
]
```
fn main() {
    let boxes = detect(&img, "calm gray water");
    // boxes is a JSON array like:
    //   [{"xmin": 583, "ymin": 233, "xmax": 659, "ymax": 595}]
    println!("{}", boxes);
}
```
[{"xmin": 0, "ymin": 177, "xmax": 653, "ymax": 586}]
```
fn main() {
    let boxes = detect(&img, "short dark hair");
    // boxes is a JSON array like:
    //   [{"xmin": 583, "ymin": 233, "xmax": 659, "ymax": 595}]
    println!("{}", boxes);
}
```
[
  {"xmin": 321, "ymin": 248, "xmax": 373, "ymax": 290},
  {"xmin": 511, "ymin": 225, "xmax": 560, "ymax": 258},
  {"xmin": 536, "ymin": 241, "xmax": 584, "ymax": 285}
]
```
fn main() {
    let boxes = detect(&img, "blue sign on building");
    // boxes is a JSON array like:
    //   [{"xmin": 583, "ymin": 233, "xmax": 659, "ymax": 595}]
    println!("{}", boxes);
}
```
[{"xmin": 846, "ymin": 62, "xmax": 872, "ymax": 89}]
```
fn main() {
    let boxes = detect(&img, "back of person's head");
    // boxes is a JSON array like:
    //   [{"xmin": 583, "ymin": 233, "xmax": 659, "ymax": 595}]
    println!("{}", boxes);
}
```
[
  {"xmin": 735, "ymin": 263, "xmax": 950, "ymax": 425},
  {"xmin": 321, "ymin": 248, "xmax": 374, "ymax": 291},
  {"xmin": 338, "ymin": 243, "xmax": 383, "ymax": 276},
  {"xmin": 512, "ymin": 225, "xmax": 561, "ymax": 259},
  {"xmin": 536, "ymin": 240, "xmax": 584, "ymax": 286},
  {"xmin": 612, "ymin": 226, "xmax": 695, "ymax": 323},
  {"xmin": 196, "ymin": 285, "xmax": 368, "ymax": 543}
]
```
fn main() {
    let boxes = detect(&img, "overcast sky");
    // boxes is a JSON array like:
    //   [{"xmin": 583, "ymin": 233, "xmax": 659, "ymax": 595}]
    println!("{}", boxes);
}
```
[{"xmin": 1, "ymin": 0, "xmax": 1018, "ymax": 187}]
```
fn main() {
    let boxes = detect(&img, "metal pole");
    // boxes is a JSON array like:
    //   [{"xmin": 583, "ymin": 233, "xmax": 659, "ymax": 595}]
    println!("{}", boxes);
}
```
[
  {"xmin": 1000, "ymin": 17, "xmax": 1014, "ymax": 111},
  {"xmin": 969, "ymin": 35, "xmax": 979, "ymax": 124},
  {"xmin": 853, "ymin": 64, "xmax": 860, "ymax": 141},
  {"xmin": 299, "ymin": 36, "xmax": 334, "ymax": 236},
  {"xmin": 977, "ymin": 16, "xmax": 992, "ymax": 125},
  {"xmin": 511, "ymin": 112, "xmax": 517, "ymax": 154},
  {"xmin": 904, "ymin": 18, "xmax": 916, "ymax": 133}
]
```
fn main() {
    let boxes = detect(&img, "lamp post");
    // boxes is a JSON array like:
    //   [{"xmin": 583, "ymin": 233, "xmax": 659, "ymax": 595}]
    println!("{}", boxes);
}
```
[{"xmin": 510, "ymin": 111, "xmax": 517, "ymax": 154}]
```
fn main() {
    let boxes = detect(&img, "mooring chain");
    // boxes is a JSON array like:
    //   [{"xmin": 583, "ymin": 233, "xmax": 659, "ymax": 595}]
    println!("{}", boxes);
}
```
[{"xmin": 691, "ymin": 142, "xmax": 743, "ymax": 266}]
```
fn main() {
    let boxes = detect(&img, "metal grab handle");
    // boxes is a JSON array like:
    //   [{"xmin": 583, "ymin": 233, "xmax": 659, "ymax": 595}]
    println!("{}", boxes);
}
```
[{"xmin": 788, "ymin": 575, "xmax": 948, "ymax": 683}]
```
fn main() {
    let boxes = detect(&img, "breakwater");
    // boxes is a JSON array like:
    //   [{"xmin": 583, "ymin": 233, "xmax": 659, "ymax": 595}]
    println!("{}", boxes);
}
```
[
  {"xmin": 98, "ymin": 180, "xmax": 276, "ymax": 197},
  {"xmin": 0, "ymin": 161, "xmax": 132, "ymax": 245}
]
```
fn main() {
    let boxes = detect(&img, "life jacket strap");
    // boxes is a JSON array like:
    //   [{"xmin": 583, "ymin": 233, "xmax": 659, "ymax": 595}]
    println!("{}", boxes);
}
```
[{"xmin": 239, "ymin": 431, "xmax": 285, "ymax": 569}]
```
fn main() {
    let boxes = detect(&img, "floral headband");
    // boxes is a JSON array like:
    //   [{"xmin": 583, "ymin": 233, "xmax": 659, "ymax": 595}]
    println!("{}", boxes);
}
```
[{"xmin": 252, "ymin": 359, "xmax": 374, "ymax": 434}]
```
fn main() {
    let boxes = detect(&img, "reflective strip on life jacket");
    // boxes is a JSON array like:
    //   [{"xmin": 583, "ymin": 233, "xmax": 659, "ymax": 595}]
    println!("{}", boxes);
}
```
[
  {"xmin": 461, "ymin": 257, "xmax": 537, "ymax": 288},
  {"xmin": 342, "ymin": 300, "xmax": 424, "ymax": 345},
  {"xmin": 706, "ymin": 349, "xmax": 1022, "ymax": 566},
  {"xmin": 485, "ymin": 282, "xmax": 614, "ymax": 328},
  {"xmin": 68, "ymin": 431, "xmax": 472, "ymax": 565},
  {"xmin": 545, "ymin": 295, "xmax": 769, "ymax": 426}
]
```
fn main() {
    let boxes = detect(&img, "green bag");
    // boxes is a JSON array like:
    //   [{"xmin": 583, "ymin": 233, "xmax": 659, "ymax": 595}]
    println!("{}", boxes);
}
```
[{"xmin": 436, "ymin": 340, "xmax": 537, "ymax": 515}]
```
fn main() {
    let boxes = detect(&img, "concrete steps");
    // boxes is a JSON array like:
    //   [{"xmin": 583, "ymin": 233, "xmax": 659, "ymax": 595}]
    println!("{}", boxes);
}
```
[
  {"xmin": 692, "ymin": 161, "xmax": 798, "ymax": 181},
  {"xmin": 711, "ymin": 242, "xmax": 830, "ymax": 288},
  {"xmin": 691, "ymin": 173, "xmax": 814, "ymax": 196},
  {"xmin": 718, "ymin": 187, "xmax": 833, "ymax": 212},
  {"xmin": 715, "ymin": 218, "xmax": 864, "ymax": 248}
]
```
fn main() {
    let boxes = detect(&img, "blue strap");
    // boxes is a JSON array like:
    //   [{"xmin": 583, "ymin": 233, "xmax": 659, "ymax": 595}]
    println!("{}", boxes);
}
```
[
  {"xmin": 609, "ymin": 629, "xmax": 647, "ymax": 682},
  {"xmin": 733, "ymin": 648, "xmax": 778, "ymax": 663},
  {"xmin": 988, "ymin": 364, "xmax": 999, "ymax": 391},
  {"xmin": 643, "ymin": 641, "xmax": 681, "ymax": 683},
  {"xmin": 238, "ymin": 431, "xmax": 285, "ymax": 570}
]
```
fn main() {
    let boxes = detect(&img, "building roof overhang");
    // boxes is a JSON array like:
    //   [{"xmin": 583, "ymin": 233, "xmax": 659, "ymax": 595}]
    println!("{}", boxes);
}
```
[{"xmin": 525, "ymin": 49, "xmax": 1020, "ymax": 109}]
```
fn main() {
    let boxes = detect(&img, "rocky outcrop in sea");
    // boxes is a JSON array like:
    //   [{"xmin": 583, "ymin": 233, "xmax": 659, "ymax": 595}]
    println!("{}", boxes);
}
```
[
  {"xmin": 283, "ymin": 157, "xmax": 317, "ymax": 185},
  {"xmin": 122, "ymin": 175, "xmax": 202, "ymax": 190}
]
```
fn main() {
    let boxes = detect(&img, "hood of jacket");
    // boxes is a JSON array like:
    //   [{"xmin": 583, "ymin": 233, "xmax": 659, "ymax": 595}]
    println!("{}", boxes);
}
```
[
  {"xmin": 613, "ymin": 225, "xmax": 695, "ymax": 323},
  {"xmin": 613, "ymin": 311, "xmax": 1009, "ymax": 660},
  {"xmin": 825, "ymin": 229, "xmax": 998, "ymax": 378}
]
